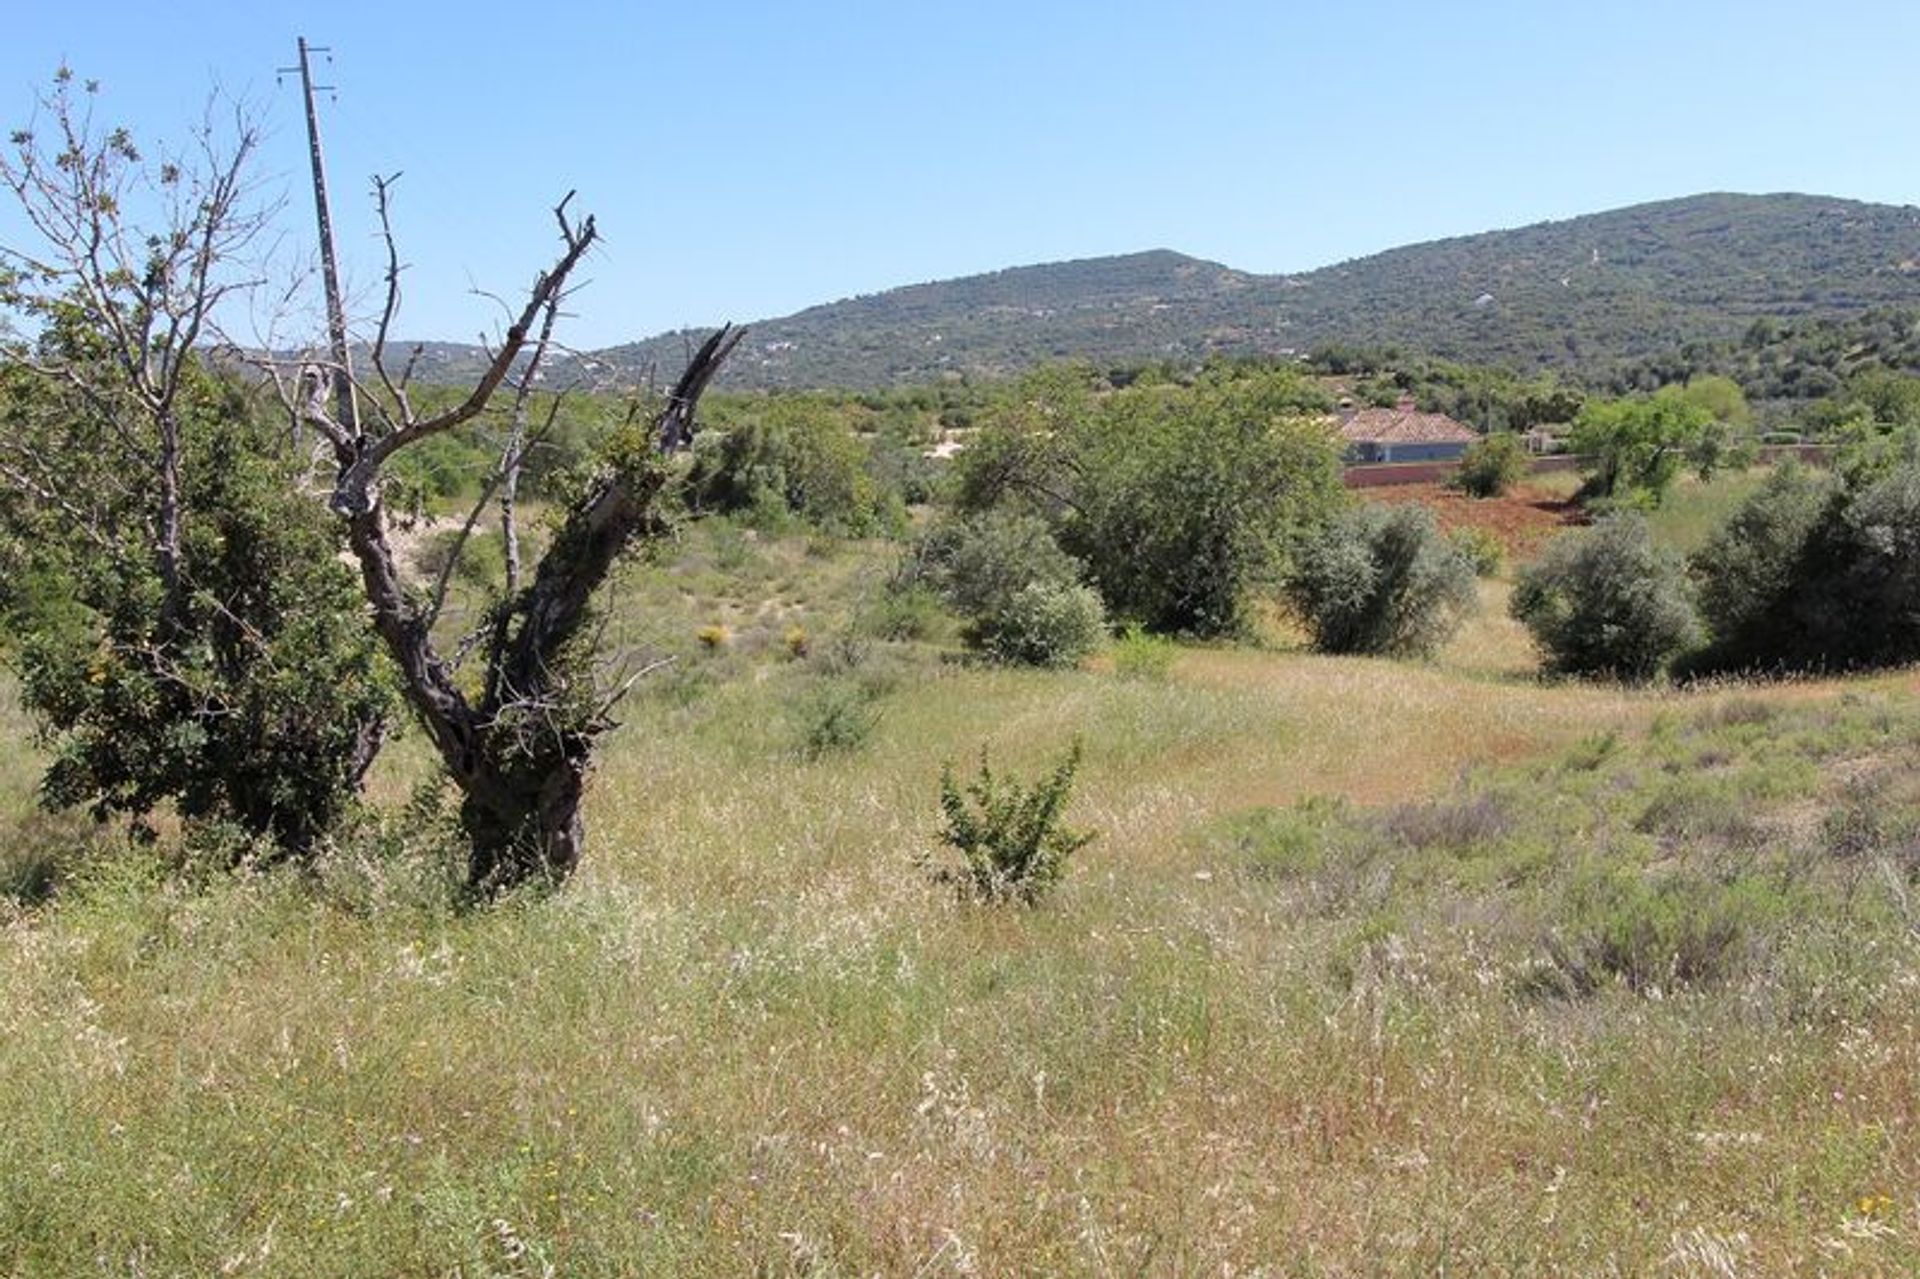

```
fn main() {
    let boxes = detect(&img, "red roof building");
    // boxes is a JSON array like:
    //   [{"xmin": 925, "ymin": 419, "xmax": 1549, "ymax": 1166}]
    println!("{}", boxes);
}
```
[{"xmin": 1338, "ymin": 400, "xmax": 1480, "ymax": 464}]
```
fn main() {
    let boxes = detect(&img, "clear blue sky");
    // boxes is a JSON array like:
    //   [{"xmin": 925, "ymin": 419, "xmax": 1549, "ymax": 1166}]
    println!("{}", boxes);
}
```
[{"xmin": 4, "ymin": 0, "xmax": 1918, "ymax": 349}]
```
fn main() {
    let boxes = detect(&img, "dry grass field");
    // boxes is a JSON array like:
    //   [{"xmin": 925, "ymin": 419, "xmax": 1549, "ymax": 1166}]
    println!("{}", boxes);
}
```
[{"xmin": 5, "ymin": 475, "xmax": 1920, "ymax": 1275}]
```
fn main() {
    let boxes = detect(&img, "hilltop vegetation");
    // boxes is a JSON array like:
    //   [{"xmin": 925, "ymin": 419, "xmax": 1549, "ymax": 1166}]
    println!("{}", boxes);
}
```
[{"xmin": 407, "ymin": 193, "xmax": 1920, "ymax": 392}]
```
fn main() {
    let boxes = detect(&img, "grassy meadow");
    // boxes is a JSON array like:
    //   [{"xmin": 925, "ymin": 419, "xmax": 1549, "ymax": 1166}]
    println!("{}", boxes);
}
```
[{"xmin": 6, "ymin": 472, "xmax": 1920, "ymax": 1275}]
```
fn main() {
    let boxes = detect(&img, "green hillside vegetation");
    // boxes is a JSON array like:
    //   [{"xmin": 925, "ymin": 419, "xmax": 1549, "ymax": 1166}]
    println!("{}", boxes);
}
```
[
  {"xmin": 1259, "ymin": 192, "xmax": 1920, "ymax": 375},
  {"xmin": 402, "ymin": 193, "xmax": 1920, "ymax": 393}
]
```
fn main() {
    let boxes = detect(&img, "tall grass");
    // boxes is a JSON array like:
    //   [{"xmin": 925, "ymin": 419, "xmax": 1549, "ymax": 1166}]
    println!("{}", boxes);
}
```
[
  {"xmin": 1642, "ymin": 467, "xmax": 1771, "ymax": 555},
  {"xmin": 4, "ymin": 529, "xmax": 1920, "ymax": 1274}
]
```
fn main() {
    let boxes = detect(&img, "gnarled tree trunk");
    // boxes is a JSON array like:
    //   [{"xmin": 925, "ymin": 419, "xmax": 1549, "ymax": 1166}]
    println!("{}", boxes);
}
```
[{"xmin": 299, "ymin": 199, "xmax": 740, "ymax": 892}]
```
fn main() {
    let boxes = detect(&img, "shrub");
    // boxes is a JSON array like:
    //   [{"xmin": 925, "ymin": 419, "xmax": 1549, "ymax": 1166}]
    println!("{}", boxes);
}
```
[
  {"xmin": 1377, "ymin": 790, "xmax": 1514, "ymax": 852},
  {"xmin": 1510, "ymin": 515, "xmax": 1700, "ymax": 680},
  {"xmin": 930, "ymin": 741, "xmax": 1095, "ymax": 905},
  {"xmin": 789, "ymin": 678, "xmax": 883, "ymax": 760},
  {"xmin": 1527, "ymin": 867, "xmax": 1774, "ymax": 996},
  {"xmin": 686, "ymin": 397, "xmax": 892, "ymax": 534},
  {"xmin": 1449, "ymin": 431, "xmax": 1528, "ymax": 498},
  {"xmin": 1688, "ymin": 462, "xmax": 1838, "ymax": 672},
  {"xmin": 1287, "ymin": 504, "xmax": 1479, "ymax": 657},
  {"xmin": 1817, "ymin": 464, "xmax": 1920, "ymax": 667},
  {"xmin": 976, "ymin": 581, "xmax": 1106, "ymax": 668},
  {"xmin": 910, "ymin": 512, "xmax": 1103, "ymax": 664},
  {"xmin": 1110, "ymin": 622, "xmax": 1178, "ymax": 679},
  {"xmin": 1449, "ymin": 526, "xmax": 1505, "ymax": 578},
  {"xmin": 1688, "ymin": 461, "xmax": 1920, "ymax": 675},
  {"xmin": 914, "ymin": 511, "xmax": 1082, "ymax": 621}
]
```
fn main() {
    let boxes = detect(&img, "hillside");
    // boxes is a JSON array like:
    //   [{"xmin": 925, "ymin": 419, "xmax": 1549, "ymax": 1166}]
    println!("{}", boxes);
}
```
[
  {"xmin": 1262, "ymin": 192, "xmax": 1920, "ymax": 373},
  {"xmin": 404, "ymin": 193, "xmax": 1920, "ymax": 390}
]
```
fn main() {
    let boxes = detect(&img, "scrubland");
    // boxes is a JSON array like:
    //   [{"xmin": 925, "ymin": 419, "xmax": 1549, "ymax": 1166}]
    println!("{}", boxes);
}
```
[{"xmin": 5, "ymin": 475, "xmax": 1920, "ymax": 1276}]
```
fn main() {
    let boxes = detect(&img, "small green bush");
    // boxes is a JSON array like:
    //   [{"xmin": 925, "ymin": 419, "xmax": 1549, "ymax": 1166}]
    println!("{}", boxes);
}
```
[
  {"xmin": 1287, "ymin": 504, "xmax": 1479, "ymax": 657},
  {"xmin": 1110, "ymin": 622, "xmax": 1177, "ymax": 678},
  {"xmin": 864, "ymin": 583, "xmax": 947, "ymax": 642},
  {"xmin": 977, "ymin": 581, "xmax": 1106, "ymax": 668},
  {"xmin": 1449, "ymin": 432, "xmax": 1528, "ymax": 498},
  {"xmin": 1448, "ymin": 526, "xmax": 1505, "ymax": 578},
  {"xmin": 1527, "ymin": 866, "xmax": 1776, "ymax": 996},
  {"xmin": 789, "ymin": 678, "xmax": 884, "ymax": 760},
  {"xmin": 908, "ymin": 513, "xmax": 1105, "ymax": 665},
  {"xmin": 1510, "ymin": 515, "xmax": 1700, "ymax": 680},
  {"xmin": 931, "ymin": 741, "xmax": 1095, "ymax": 905}
]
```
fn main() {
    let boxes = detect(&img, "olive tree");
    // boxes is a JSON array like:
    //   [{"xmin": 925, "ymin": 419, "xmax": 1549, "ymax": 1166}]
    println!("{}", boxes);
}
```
[
  {"xmin": 1511, "ymin": 516, "xmax": 1700, "ymax": 680},
  {"xmin": 1288, "ymin": 504, "xmax": 1479, "ymax": 657},
  {"xmin": 289, "ymin": 181, "xmax": 740, "ymax": 893}
]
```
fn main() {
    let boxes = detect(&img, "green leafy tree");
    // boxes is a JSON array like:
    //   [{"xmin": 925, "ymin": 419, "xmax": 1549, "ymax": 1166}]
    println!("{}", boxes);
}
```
[
  {"xmin": 0, "ymin": 74, "xmax": 390, "ymax": 855},
  {"xmin": 958, "ymin": 365, "xmax": 1341, "ymax": 636},
  {"xmin": 1659, "ymin": 377, "xmax": 1754, "ymax": 482},
  {"xmin": 1569, "ymin": 394, "xmax": 1714, "ymax": 503},
  {"xmin": 1844, "ymin": 370, "xmax": 1920, "ymax": 430},
  {"xmin": 1066, "ymin": 371, "xmax": 1341, "ymax": 634},
  {"xmin": 0, "ymin": 372, "xmax": 392, "ymax": 849},
  {"xmin": 1663, "ymin": 375, "xmax": 1751, "ymax": 429}
]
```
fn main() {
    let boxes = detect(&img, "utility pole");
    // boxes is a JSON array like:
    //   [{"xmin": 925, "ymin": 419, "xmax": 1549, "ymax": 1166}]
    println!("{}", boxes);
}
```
[{"xmin": 281, "ymin": 37, "xmax": 358, "ymax": 437}]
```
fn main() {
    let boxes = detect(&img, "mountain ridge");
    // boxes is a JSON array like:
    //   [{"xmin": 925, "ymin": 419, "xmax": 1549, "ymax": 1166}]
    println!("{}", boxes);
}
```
[{"xmin": 398, "ymin": 192, "xmax": 1920, "ymax": 390}]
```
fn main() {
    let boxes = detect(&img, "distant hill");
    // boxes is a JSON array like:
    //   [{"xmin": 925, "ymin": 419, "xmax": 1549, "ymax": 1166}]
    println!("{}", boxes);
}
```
[{"xmin": 401, "ymin": 193, "xmax": 1920, "ymax": 390}]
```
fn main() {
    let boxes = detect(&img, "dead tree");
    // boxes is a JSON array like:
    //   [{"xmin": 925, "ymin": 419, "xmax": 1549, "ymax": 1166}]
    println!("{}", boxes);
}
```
[{"xmin": 294, "ymin": 183, "xmax": 741, "ymax": 893}]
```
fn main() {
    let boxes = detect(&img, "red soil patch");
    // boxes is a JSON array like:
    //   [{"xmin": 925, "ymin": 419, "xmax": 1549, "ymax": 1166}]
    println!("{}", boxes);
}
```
[{"xmin": 1358, "ymin": 482, "xmax": 1585, "ymax": 559}]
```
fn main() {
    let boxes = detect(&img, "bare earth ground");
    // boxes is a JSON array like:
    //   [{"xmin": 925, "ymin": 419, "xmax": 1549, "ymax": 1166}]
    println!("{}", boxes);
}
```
[{"xmin": 1358, "ymin": 478, "xmax": 1586, "ymax": 559}]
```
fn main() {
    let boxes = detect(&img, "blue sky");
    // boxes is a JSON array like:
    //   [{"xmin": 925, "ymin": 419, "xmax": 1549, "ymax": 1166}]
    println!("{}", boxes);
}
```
[{"xmin": 4, "ymin": 0, "xmax": 1917, "ymax": 349}]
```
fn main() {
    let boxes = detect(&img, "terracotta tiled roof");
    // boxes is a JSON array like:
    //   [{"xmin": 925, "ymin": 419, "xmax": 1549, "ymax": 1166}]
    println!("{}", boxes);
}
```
[{"xmin": 1338, "ymin": 407, "xmax": 1479, "ymax": 446}]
